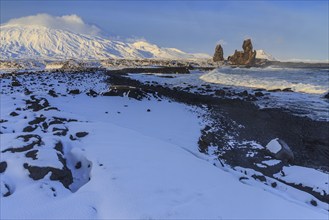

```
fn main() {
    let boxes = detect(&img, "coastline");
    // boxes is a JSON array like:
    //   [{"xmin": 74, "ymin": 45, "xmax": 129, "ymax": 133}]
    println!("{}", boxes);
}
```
[{"xmin": 1, "ymin": 68, "xmax": 328, "ymax": 217}]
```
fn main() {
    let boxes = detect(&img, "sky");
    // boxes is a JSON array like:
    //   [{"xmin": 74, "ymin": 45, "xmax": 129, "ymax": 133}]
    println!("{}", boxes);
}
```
[{"xmin": 1, "ymin": 0, "xmax": 328, "ymax": 61}]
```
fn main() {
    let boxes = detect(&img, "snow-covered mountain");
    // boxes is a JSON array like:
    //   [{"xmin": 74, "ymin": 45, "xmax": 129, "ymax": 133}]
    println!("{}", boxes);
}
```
[
  {"xmin": 256, "ymin": 49, "xmax": 277, "ymax": 61},
  {"xmin": 0, "ymin": 24, "xmax": 210, "ymax": 60}
]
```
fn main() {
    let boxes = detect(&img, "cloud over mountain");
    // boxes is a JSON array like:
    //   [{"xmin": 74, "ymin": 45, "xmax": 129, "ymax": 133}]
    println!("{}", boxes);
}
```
[
  {"xmin": 5, "ymin": 13, "xmax": 101, "ymax": 36},
  {"xmin": 0, "ymin": 14, "xmax": 211, "ymax": 60}
]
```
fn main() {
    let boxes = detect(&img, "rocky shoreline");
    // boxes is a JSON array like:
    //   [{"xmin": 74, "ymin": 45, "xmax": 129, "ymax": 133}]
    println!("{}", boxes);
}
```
[
  {"xmin": 104, "ymin": 71, "xmax": 329, "ymax": 204},
  {"xmin": 1, "ymin": 67, "xmax": 328, "ymax": 206},
  {"xmin": 105, "ymin": 72, "xmax": 329, "ymax": 169}
]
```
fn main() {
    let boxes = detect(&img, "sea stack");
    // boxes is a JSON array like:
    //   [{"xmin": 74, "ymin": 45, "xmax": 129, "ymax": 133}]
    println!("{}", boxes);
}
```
[
  {"xmin": 228, "ymin": 39, "xmax": 256, "ymax": 66},
  {"xmin": 213, "ymin": 44, "xmax": 224, "ymax": 62}
]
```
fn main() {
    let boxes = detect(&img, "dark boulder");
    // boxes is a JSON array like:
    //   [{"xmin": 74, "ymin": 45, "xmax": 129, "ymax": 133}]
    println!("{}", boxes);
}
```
[
  {"xmin": 213, "ymin": 44, "xmax": 224, "ymax": 62},
  {"xmin": 9, "ymin": 111, "xmax": 19, "ymax": 117},
  {"xmin": 68, "ymin": 89, "xmax": 80, "ymax": 95},
  {"xmin": 86, "ymin": 89, "xmax": 98, "ymax": 97},
  {"xmin": 75, "ymin": 161, "xmax": 82, "ymax": 169},
  {"xmin": 23, "ymin": 125, "xmax": 37, "ymax": 132},
  {"xmin": 48, "ymin": 89, "xmax": 58, "ymax": 97},
  {"xmin": 11, "ymin": 80, "xmax": 22, "ymax": 87},
  {"xmin": 0, "ymin": 161, "xmax": 7, "ymax": 173},
  {"xmin": 76, "ymin": 132, "xmax": 88, "ymax": 138},
  {"xmin": 228, "ymin": 39, "xmax": 256, "ymax": 66}
]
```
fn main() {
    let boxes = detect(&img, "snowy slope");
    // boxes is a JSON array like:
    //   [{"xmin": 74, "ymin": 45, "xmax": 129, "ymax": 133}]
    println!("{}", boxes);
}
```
[
  {"xmin": 256, "ymin": 49, "xmax": 277, "ymax": 61},
  {"xmin": 0, "ymin": 72, "xmax": 328, "ymax": 219},
  {"xmin": 0, "ymin": 24, "xmax": 210, "ymax": 60}
]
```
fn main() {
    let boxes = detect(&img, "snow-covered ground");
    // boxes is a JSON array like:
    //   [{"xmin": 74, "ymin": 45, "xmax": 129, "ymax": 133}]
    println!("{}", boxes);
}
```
[{"xmin": 0, "ymin": 72, "xmax": 328, "ymax": 219}]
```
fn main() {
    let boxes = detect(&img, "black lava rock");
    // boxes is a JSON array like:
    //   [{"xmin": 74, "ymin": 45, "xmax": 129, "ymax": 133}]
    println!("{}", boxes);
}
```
[
  {"xmin": 48, "ymin": 89, "xmax": 58, "ymax": 97},
  {"xmin": 12, "ymin": 80, "xmax": 22, "ymax": 87},
  {"xmin": 75, "ymin": 161, "xmax": 82, "ymax": 169},
  {"xmin": 25, "ymin": 150, "xmax": 38, "ymax": 160},
  {"xmin": 86, "ymin": 89, "xmax": 98, "ymax": 97},
  {"xmin": 23, "ymin": 125, "xmax": 37, "ymax": 132},
  {"xmin": 69, "ymin": 89, "xmax": 80, "ymax": 95},
  {"xmin": 10, "ymin": 111, "xmax": 19, "ymax": 117},
  {"xmin": 76, "ymin": 132, "xmax": 88, "ymax": 138},
  {"xmin": 0, "ymin": 161, "xmax": 7, "ymax": 173},
  {"xmin": 310, "ymin": 199, "xmax": 318, "ymax": 206}
]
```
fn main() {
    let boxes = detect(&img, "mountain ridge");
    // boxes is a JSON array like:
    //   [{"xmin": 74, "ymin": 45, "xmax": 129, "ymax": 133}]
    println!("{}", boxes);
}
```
[
  {"xmin": 255, "ymin": 49, "xmax": 277, "ymax": 61},
  {"xmin": 0, "ymin": 24, "xmax": 210, "ymax": 60}
]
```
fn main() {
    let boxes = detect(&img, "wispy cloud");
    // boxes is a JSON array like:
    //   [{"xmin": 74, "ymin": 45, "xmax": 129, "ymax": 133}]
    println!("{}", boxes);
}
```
[
  {"xmin": 216, "ymin": 39, "xmax": 227, "ymax": 46},
  {"xmin": 126, "ymin": 36, "xmax": 148, "ymax": 43},
  {"xmin": 5, "ymin": 13, "xmax": 100, "ymax": 36}
]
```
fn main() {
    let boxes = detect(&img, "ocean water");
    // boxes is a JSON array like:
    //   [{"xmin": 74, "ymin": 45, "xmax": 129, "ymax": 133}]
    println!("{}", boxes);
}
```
[
  {"xmin": 131, "ymin": 67, "xmax": 329, "ymax": 121},
  {"xmin": 200, "ymin": 67, "xmax": 329, "ymax": 121},
  {"xmin": 200, "ymin": 67, "xmax": 329, "ymax": 94}
]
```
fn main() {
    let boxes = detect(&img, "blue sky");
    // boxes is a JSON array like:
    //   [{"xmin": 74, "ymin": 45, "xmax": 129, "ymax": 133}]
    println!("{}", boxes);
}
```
[{"xmin": 1, "ymin": 1, "xmax": 328, "ymax": 60}]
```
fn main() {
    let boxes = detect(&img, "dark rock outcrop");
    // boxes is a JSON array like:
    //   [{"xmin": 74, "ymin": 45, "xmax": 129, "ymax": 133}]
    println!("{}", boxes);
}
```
[
  {"xmin": 102, "ymin": 85, "xmax": 151, "ymax": 101},
  {"xmin": 76, "ymin": 132, "xmax": 88, "ymax": 138},
  {"xmin": 2, "ymin": 134, "xmax": 42, "ymax": 153},
  {"xmin": 106, "ymin": 67, "xmax": 190, "ymax": 75},
  {"xmin": 11, "ymin": 79, "xmax": 22, "ymax": 87},
  {"xmin": 228, "ymin": 39, "xmax": 256, "ymax": 66},
  {"xmin": 68, "ymin": 89, "xmax": 80, "ymax": 95},
  {"xmin": 25, "ymin": 96, "xmax": 50, "ymax": 112},
  {"xmin": 23, "ymin": 152, "xmax": 73, "ymax": 189},
  {"xmin": 86, "ymin": 89, "xmax": 98, "ymax": 97},
  {"xmin": 0, "ymin": 161, "xmax": 7, "ymax": 173},
  {"xmin": 213, "ymin": 44, "xmax": 224, "ymax": 62}
]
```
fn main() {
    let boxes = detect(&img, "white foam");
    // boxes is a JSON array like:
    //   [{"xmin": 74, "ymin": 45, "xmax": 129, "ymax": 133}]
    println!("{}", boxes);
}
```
[{"xmin": 200, "ymin": 68, "xmax": 329, "ymax": 94}]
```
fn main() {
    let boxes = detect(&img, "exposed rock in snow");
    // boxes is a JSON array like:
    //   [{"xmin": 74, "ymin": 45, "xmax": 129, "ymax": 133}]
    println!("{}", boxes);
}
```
[
  {"xmin": 265, "ymin": 138, "xmax": 294, "ymax": 163},
  {"xmin": 0, "ymin": 23, "xmax": 210, "ymax": 60},
  {"xmin": 256, "ymin": 49, "xmax": 277, "ymax": 61}
]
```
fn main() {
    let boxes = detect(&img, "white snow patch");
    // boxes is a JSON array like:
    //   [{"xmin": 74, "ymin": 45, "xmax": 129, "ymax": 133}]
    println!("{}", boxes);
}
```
[
  {"xmin": 265, "ymin": 138, "xmax": 282, "ymax": 154},
  {"xmin": 274, "ymin": 166, "xmax": 329, "ymax": 195},
  {"xmin": 262, "ymin": 159, "xmax": 281, "ymax": 166}
]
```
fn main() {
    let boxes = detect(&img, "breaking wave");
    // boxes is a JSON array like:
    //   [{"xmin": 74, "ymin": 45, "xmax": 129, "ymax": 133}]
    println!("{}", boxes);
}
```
[{"xmin": 200, "ymin": 67, "xmax": 329, "ymax": 95}]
